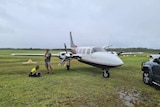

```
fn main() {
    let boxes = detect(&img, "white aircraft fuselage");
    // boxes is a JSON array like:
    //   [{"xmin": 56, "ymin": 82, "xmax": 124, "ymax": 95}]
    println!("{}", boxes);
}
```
[
  {"xmin": 71, "ymin": 46, "xmax": 123, "ymax": 70},
  {"xmin": 69, "ymin": 32, "xmax": 124, "ymax": 74}
]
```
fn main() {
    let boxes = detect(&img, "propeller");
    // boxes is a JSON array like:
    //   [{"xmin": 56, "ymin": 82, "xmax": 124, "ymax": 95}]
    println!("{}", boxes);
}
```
[
  {"xmin": 64, "ymin": 43, "xmax": 67, "ymax": 53},
  {"xmin": 58, "ymin": 43, "xmax": 71, "ymax": 66},
  {"xmin": 117, "ymin": 51, "xmax": 123, "ymax": 56},
  {"xmin": 58, "ymin": 58, "xmax": 66, "ymax": 66}
]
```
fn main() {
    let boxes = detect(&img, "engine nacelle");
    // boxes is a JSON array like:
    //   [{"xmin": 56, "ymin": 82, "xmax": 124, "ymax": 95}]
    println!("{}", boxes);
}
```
[{"xmin": 58, "ymin": 51, "xmax": 73, "ymax": 59}]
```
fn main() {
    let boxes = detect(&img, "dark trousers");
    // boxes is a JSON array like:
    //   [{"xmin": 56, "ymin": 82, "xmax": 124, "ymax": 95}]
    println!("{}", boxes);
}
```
[{"xmin": 29, "ymin": 72, "xmax": 41, "ymax": 77}]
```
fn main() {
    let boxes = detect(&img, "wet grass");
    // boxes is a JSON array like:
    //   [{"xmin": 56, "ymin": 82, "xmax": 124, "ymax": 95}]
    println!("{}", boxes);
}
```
[{"xmin": 0, "ymin": 50, "xmax": 160, "ymax": 107}]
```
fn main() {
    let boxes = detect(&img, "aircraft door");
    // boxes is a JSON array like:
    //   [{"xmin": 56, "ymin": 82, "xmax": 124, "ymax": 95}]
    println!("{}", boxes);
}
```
[
  {"xmin": 81, "ymin": 48, "xmax": 91, "ymax": 61},
  {"xmin": 85, "ymin": 48, "xmax": 93, "ymax": 61}
]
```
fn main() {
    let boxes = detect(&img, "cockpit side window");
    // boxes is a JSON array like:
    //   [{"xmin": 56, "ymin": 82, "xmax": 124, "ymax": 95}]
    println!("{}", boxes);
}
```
[{"xmin": 92, "ymin": 47, "xmax": 106, "ymax": 53}]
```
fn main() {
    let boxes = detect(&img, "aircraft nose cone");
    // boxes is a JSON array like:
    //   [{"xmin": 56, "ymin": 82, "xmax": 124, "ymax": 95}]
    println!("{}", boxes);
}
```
[
  {"xmin": 117, "ymin": 59, "xmax": 124, "ymax": 66},
  {"xmin": 109, "ymin": 55, "xmax": 124, "ymax": 66},
  {"xmin": 95, "ymin": 52, "xmax": 124, "ymax": 67}
]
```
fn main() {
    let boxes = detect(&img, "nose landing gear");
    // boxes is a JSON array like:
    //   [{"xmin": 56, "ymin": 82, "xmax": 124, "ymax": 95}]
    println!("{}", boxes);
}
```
[{"xmin": 103, "ymin": 70, "xmax": 110, "ymax": 78}]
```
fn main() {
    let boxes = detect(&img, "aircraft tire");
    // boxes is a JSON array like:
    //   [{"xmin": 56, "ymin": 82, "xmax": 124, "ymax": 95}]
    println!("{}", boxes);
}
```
[
  {"xmin": 143, "ymin": 72, "xmax": 152, "ymax": 85},
  {"xmin": 103, "ymin": 71, "xmax": 110, "ymax": 78}
]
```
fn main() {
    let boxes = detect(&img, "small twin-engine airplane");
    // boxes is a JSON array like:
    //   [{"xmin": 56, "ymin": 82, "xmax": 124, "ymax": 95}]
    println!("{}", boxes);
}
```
[{"xmin": 11, "ymin": 32, "xmax": 124, "ymax": 78}]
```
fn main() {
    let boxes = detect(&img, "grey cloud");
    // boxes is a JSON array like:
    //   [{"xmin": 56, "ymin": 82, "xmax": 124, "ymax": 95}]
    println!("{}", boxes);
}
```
[{"xmin": 0, "ymin": 0, "xmax": 160, "ymax": 49}]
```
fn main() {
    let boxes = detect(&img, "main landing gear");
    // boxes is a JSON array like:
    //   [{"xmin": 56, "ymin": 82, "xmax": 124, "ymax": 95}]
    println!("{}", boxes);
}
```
[
  {"xmin": 103, "ymin": 69, "xmax": 110, "ymax": 78},
  {"xmin": 66, "ymin": 65, "xmax": 70, "ymax": 70},
  {"xmin": 65, "ymin": 60, "xmax": 71, "ymax": 70}
]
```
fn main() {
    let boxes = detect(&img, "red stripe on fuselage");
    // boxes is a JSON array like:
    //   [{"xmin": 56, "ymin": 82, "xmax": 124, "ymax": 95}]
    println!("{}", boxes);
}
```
[{"xmin": 73, "ymin": 46, "xmax": 77, "ymax": 54}]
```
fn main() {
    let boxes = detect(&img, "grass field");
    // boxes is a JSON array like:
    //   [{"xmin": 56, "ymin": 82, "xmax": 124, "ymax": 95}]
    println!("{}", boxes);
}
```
[{"xmin": 0, "ymin": 50, "xmax": 160, "ymax": 107}]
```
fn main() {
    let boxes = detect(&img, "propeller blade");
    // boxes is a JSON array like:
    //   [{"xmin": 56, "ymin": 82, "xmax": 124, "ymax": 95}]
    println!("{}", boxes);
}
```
[
  {"xmin": 117, "ymin": 52, "xmax": 123, "ymax": 56},
  {"xmin": 58, "ymin": 58, "xmax": 66, "ymax": 66},
  {"xmin": 64, "ymin": 43, "xmax": 67, "ymax": 53}
]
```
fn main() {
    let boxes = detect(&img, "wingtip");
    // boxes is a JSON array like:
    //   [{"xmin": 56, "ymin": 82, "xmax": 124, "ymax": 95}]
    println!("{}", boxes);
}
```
[{"xmin": 11, "ymin": 53, "xmax": 15, "ymax": 56}]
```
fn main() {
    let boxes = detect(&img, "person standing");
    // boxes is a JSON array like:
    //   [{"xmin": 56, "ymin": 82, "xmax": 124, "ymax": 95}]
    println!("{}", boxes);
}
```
[{"xmin": 44, "ymin": 49, "xmax": 54, "ymax": 74}]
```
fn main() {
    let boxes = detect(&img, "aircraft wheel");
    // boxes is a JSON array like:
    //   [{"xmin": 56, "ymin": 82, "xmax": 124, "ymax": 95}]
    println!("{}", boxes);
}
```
[
  {"xmin": 143, "ymin": 72, "xmax": 152, "ymax": 85},
  {"xmin": 66, "ymin": 65, "xmax": 70, "ymax": 70},
  {"xmin": 103, "ymin": 71, "xmax": 110, "ymax": 78}
]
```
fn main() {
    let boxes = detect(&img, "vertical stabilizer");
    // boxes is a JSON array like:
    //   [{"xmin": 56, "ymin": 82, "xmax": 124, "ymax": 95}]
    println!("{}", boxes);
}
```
[{"xmin": 70, "ymin": 32, "xmax": 77, "ymax": 48}]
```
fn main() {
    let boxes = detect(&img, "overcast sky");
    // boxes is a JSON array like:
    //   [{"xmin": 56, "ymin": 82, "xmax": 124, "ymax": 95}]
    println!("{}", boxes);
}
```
[{"xmin": 0, "ymin": 0, "xmax": 160, "ymax": 49}]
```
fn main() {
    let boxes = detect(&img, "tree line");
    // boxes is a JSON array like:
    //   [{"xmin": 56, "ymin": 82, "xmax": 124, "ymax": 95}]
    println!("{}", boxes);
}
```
[
  {"xmin": 110, "ymin": 48, "xmax": 160, "ymax": 54},
  {"xmin": 0, "ymin": 47, "xmax": 160, "ymax": 54}
]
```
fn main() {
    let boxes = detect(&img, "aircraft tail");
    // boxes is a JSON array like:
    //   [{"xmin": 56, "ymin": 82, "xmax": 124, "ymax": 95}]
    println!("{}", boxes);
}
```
[{"xmin": 70, "ymin": 32, "xmax": 77, "ymax": 48}]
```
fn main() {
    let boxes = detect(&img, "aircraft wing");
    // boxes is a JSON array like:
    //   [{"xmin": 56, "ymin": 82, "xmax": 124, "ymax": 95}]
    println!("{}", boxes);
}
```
[
  {"xmin": 11, "ymin": 52, "xmax": 82, "ymax": 66},
  {"xmin": 11, "ymin": 53, "xmax": 59, "ymax": 57},
  {"xmin": 11, "ymin": 53, "xmax": 81, "ymax": 58},
  {"xmin": 120, "ymin": 52, "xmax": 143, "ymax": 55},
  {"xmin": 71, "ymin": 54, "xmax": 82, "ymax": 59}
]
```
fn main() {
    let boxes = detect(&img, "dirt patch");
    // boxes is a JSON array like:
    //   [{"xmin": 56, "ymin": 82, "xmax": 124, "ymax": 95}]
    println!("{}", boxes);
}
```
[{"xmin": 115, "ymin": 87, "xmax": 145, "ymax": 107}]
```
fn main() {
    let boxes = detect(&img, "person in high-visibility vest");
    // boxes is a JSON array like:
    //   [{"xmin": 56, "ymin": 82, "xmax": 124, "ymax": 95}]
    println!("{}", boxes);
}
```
[{"xmin": 29, "ymin": 65, "xmax": 41, "ymax": 77}]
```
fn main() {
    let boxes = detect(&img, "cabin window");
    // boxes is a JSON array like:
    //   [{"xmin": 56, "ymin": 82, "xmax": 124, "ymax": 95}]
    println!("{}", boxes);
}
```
[
  {"xmin": 83, "ymin": 49, "xmax": 86, "ymax": 54},
  {"xmin": 79, "ymin": 49, "xmax": 82, "ymax": 54},
  {"xmin": 87, "ymin": 49, "xmax": 90, "ymax": 54}
]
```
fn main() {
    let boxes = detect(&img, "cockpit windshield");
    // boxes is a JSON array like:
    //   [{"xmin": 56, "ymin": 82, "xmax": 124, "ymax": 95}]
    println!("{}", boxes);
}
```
[{"xmin": 92, "ymin": 47, "xmax": 107, "ymax": 53}]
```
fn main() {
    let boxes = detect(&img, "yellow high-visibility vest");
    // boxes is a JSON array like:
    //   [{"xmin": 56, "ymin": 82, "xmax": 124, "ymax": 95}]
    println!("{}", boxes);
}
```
[{"xmin": 31, "ymin": 68, "xmax": 37, "ymax": 73}]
